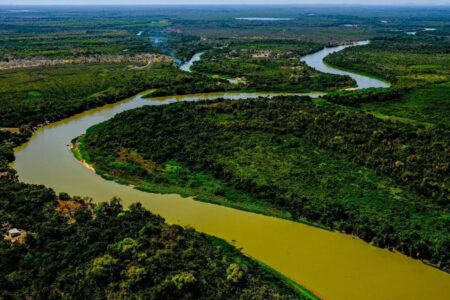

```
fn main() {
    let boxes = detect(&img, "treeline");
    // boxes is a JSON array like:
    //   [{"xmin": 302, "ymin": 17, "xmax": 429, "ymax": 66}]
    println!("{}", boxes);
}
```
[
  {"xmin": 81, "ymin": 97, "xmax": 449, "ymax": 269},
  {"xmin": 147, "ymin": 76, "xmax": 231, "ymax": 97},
  {"xmin": 323, "ymin": 35, "xmax": 450, "ymax": 129},
  {"xmin": 0, "ymin": 7, "xmax": 175, "ymax": 61},
  {"xmin": 322, "ymin": 88, "xmax": 406, "ymax": 106},
  {"xmin": 0, "ymin": 129, "xmax": 34, "ymax": 175}
]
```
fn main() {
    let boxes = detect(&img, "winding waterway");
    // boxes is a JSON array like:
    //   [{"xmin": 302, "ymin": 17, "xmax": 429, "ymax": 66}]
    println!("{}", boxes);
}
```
[
  {"xmin": 301, "ymin": 40, "xmax": 389, "ymax": 89},
  {"xmin": 13, "ymin": 43, "xmax": 449, "ymax": 300}
]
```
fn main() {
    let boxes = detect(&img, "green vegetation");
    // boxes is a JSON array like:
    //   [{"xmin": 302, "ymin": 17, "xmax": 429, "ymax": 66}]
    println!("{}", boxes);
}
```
[
  {"xmin": 1, "ymin": 5, "xmax": 450, "ymax": 298},
  {"xmin": 324, "ymin": 35, "xmax": 450, "ymax": 128},
  {"xmin": 0, "ymin": 131, "xmax": 309, "ymax": 300},
  {"xmin": 80, "ymin": 97, "xmax": 449, "ymax": 271},
  {"xmin": 323, "ymin": 87, "xmax": 405, "ymax": 107},
  {"xmin": 191, "ymin": 39, "xmax": 355, "ymax": 92},
  {"xmin": 0, "ymin": 189, "xmax": 305, "ymax": 299},
  {"xmin": 0, "ymin": 30, "xmax": 155, "ymax": 60},
  {"xmin": 361, "ymin": 82, "xmax": 450, "ymax": 128},
  {"xmin": 0, "ymin": 63, "xmax": 229, "ymax": 128},
  {"xmin": 0, "ymin": 7, "xmax": 166, "ymax": 60},
  {"xmin": 325, "ymin": 36, "xmax": 450, "ymax": 87},
  {"xmin": 158, "ymin": 6, "xmax": 449, "ymax": 43},
  {"xmin": 74, "ymin": 139, "xmax": 292, "ymax": 220}
]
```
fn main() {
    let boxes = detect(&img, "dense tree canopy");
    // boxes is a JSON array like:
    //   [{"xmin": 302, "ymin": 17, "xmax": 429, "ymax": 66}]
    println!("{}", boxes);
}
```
[
  {"xmin": 0, "ymin": 104, "xmax": 308, "ymax": 300},
  {"xmin": 80, "ymin": 97, "xmax": 449, "ymax": 270},
  {"xmin": 0, "ymin": 186, "xmax": 303, "ymax": 299},
  {"xmin": 0, "ymin": 64, "xmax": 230, "ymax": 128}
]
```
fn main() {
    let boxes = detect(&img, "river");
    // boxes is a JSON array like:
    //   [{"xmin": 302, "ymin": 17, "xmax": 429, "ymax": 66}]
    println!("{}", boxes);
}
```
[
  {"xmin": 12, "ymin": 43, "xmax": 449, "ymax": 300},
  {"xmin": 301, "ymin": 40, "xmax": 389, "ymax": 89}
]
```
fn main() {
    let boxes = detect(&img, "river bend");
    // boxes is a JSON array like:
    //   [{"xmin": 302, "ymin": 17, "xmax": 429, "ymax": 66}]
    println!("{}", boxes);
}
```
[{"xmin": 13, "ymin": 43, "xmax": 448, "ymax": 300}]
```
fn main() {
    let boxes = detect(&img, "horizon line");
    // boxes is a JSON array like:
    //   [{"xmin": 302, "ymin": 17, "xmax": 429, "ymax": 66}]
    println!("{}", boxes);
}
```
[{"xmin": 2, "ymin": 3, "xmax": 450, "ymax": 6}]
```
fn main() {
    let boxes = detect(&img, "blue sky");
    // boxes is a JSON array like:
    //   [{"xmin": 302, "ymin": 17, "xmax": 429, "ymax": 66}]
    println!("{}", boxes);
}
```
[{"xmin": 4, "ymin": 1, "xmax": 450, "ymax": 5}]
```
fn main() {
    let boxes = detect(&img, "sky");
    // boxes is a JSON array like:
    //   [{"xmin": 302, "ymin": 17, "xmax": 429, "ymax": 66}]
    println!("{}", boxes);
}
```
[{"xmin": 3, "ymin": 0, "xmax": 450, "ymax": 5}]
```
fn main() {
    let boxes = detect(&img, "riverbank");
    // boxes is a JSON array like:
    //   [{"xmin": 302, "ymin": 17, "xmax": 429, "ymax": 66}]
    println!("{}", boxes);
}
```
[
  {"xmin": 69, "ymin": 142, "xmax": 96, "ymax": 174},
  {"xmin": 78, "ymin": 96, "xmax": 449, "ymax": 270},
  {"xmin": 71, "ymin": 134, "xmax": 330, "ymax": 231},
  {"xmin": 322, "ymin": 59, "xmax": 390, "ymax": 86},
  {"xmin": 300, "ymin": 40, "xmax": 389, "ymax": 89},
  {"xmin": 0, "ymin": 63, "xmax": 198, "ymax": 128},
  {"xmin": 208, "ymin": 235, "xmax": 320, "ymax": 300},
  {"xmin": 0, "ymin": 176, "xmax": 309, "ymax": 299},
  {"xmin": 2, "ymin": 102, "xmax": 318, "ymax": 300}
]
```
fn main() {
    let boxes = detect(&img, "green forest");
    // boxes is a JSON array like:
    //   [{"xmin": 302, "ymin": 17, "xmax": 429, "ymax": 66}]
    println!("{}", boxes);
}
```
[
  {"xmin": 79, "ymin": 97, "xmax": 449, "ymax": 271},
  {"xmin": 0, "ymin": 63, "xmax": 230, "ymax": 128},
  {"xmin": 0, "ymin": 182, "xmax": 304, "ymax": 299},
  {"xmin": 0, "ymin": 126, "xmax": 308, "ymax": 300},
  {"xmin": 1, "ymin": 5, "xmax": 450, "ymax": 299}
]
